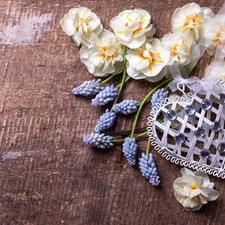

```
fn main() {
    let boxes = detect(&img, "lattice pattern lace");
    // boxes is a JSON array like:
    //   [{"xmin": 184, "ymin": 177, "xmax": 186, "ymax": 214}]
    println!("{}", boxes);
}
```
[{"xmin": 148, "ymin": 81, "xmax": 225, "ymax": 178}]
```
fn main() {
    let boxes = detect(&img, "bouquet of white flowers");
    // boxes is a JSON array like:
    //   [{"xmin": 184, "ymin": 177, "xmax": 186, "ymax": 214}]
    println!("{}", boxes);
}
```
[{"xmin": 61, "ymin": 2, "xmax": 225, "ymax": 211}]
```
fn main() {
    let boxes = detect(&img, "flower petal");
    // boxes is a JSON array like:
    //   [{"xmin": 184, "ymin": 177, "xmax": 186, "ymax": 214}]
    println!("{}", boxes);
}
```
[
  {"xmin": 199, "ymin": 194, "xmax": 208, "ymax": 204},
  {"xmin": 201, "ymin": 187, "xmax": 219, "ymax": 201},
  {"xmin": 125, "ymin": 35, "xmax": 146, "ymax": 49},
  {"xmin": 61, "ymin": 14, "xmax": 76, "ymax": 36},
  {"xmin": 79, "ymin": 29, "xmax": 123, "ymax": 77},
  {"xmin": 181, "ymin": 168, "xmax": 195, "ymax": 177},
  {"xmin": 136, "ymin": 59, "xmax": 149, "ymax": 70},
  {"xmin": 110, "ymin": 9, "xmax": 155, "ymax": 49},
  {"xmin": 173, "ymin": 168, "xmax": 219, "ymax": 211},
  {"xmin": 194, "ymin": 171, "xmax": 211, "ymax": 187},
  {"xmin": 127, "ymin": 67, "xmax": 146, "ymax": 80},
  {"xmin": 61, "ymin": 7, "xmax": 103, "ymax": 46},
  {"xmin": 190, "ymin": 188, "xmax": 201, "ymax": 198},
  {"xmin": 190, "ymin": 196, "xmax": 203, "ymax": 211}
]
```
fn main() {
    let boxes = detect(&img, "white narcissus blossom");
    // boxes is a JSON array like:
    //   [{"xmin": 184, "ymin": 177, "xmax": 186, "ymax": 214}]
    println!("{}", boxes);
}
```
[
  {"xmin": 110, "ymin": 9, "xmax": 155, "ymax": 49},
  {"xmin": 202, "ymin": 17, "xmax": 225, "ymax": 56},
  {"xmin": 126, "ymin": 38, "xmax": 170, "ymax": 82},
  {"xmin": 161, "ymin": 33, "xmax": 196, "ymax": 65},
  {"xmin": 172, "ymin": 3, "xmax": 214, "ymax": 41},
  {"xmin": 205, "ymin": 62, "xmax": 225, "ymax": 82},
  {"xmin": 80, "ymin": 29, "xmax": 123, "ymax": 77},
  {"xmin": 173, "ymin": 168, "xmax": 219, "ymax": 211},
  {"xmin": 61, "ymin": 7, "xmax": 103, "ymax": 46}
]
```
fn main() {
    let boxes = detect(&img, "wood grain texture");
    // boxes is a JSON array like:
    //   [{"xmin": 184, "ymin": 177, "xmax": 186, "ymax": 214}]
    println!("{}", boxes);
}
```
[{"xmin": 0, "ymin": 0, "xmax": 225, "ymax": 224}]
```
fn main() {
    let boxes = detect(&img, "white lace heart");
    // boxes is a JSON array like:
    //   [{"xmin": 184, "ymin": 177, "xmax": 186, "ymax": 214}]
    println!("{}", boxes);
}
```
[{"xmin": 148, "ymin": 80, "xmax": 225, "ymax": 178}]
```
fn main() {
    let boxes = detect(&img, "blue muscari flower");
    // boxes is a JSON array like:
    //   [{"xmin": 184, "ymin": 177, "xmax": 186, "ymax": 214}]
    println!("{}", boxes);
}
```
[
  {"xmin": 91, "ymin": 85, "xmax": 118, "ymax": 106},
  {"xmin": 122, "ymin": 137, "xmax": 137, "ymax": 166},
  {"xmin": 83, "ymin": 133, "xmax": 114, "ymax": 149},
  {"xmin": 72, "ymin": 79, "xmax": 104, "ymax": 96},
  {"xmin": 139, "ymin": 153, "xmax": 160, "ymax": 186},
  {"xmin": 151, "ymin": 88, "xmax": 169, "ymax": 109},
  {"xmin": 112, "ymin": 100, "xmax": 138, "ymax": 115},
  {"xmin": 95, "ymin": 109, "xmax": 116, "ymax": 133}
]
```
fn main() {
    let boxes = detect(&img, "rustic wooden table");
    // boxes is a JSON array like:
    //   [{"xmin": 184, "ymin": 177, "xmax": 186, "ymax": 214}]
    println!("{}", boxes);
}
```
[{"xmin": 1, "ymin": 0, "xmax": 225, "ymax": 224}]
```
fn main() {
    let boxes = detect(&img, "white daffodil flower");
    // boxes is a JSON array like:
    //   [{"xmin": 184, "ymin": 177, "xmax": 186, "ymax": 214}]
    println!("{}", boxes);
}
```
[
  {"xmin": 126, "ymin": 38, "xmax": 170, "ymax": 82},
  {"xmin": 205, "ymin": 61, "xmax": 225, "ymax": 82},
  {"xmin": 161, "ymin": 33, "xmax": 196, "ymax": 65},
  {"xmin": 202, "ymin": 17, "xmax": 225, "ymax": 56},
  {"xmin": 61, "ymin": 7, "xmax": 103, "ymax": 46},
  {"xmin": 80, "ymin": 29, "xmax": 123, "ymax": 77},
  {"xmin": 110, "ymin": 9, "xmax": 155, "ymax": 49},
  {"xmin": 173, "ymin": 168, "xmax": 219, "ymax": 211},
  {"xmin": 172, "ymin": 3, "xmax": 214, "ymax": 41}
]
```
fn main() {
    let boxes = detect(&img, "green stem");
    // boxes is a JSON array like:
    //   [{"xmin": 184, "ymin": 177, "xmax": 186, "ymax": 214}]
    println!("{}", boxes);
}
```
[
  {"xmin": 130, "ymin": 77, "xmax": 173, "ymax": 138},
  {"xmin": 112, "ymin": 139, "xmax": 125, "ymax": 143},
  {"xmin": 98, "ymin": 67, "xmax": 123, "ymax": 85},
  {"xmin": 111, "ymin": 130, "xmax": 148, "ymax": 143},
  {"xmin": 135, "ymin": 130, "xmax": 148, "ymax": 138},
  {"xmin": 136, "ymin": 99, "xmax": 148, "ymax": 107},
  {"xmin": 117, "ymin": 76, "xmax": 130, "ymax": 88},
  {"xmin": 110, "ymin": 46, "xmax": 127, "ymax": 111},
  {"xmin": 184, "ymin": 56, "xmax": 201, "ymax": 76},
  {"xmin": 158, "ymin": 116, "xmax": 164, "ymax": 123},
  {"xmin": 146, "ymin": 138, "xmax": 151, "ymax": 156},
  {"xmin": 164, "ymin": 82, "xmax": 171, "ymax": 91},
  {"xmin": 136, "ymin": 102, "xmax": 141, "ymax": 107},
  {"xmin": 136, "ymin": 78, "xmax": 173, "ymax": 107}
]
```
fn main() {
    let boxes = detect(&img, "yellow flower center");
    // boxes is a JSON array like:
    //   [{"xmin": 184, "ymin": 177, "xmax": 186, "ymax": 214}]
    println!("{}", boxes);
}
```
[
  {"xmin": 213, "ymin": 26, "xmax": 224, "ymax": 43},
  {"xmin": 99, "ymin": 46, "xmax": 108, "ymax": 58},
  {"xmin": 139, "ymin": 50, "xmax": 162, "ymax": 74},
  {"xmin": 171, "ymin": 41, "xmax": 185, "ymax": 58},
  {"xmin": 139, "ymin": 51, "xmax": 162, "ymax": 64},
  {"xmin": 75, "ymin": 15, "xmax": 90, "ymax": 31},
  {"xmin": 102, "ymin": 46, "xmax": 107, "ymax": 52},
  {"xmin": 190, "ymin": 184, "xmax": 198, "ymax": 190},
  {"xmin": 179, "ymin": 15, "xmax": 201, "ymax": 29},
  {"xmin": 139, "ymin": 51, "xmax": 148, "ymax": 59},
  {"xmin": 134, "ymin": 25, "xmax": 142, "ymax": 33},
  {"xmin": 171, "ymin": 44, "xmax": 178, "ymax": 57},
  {"xmin": 99, "ymin": 46, "xmax": 115, "ymax": 61}
]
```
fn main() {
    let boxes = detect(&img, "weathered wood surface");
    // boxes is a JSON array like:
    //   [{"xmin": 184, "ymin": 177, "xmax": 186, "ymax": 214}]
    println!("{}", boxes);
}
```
[{"xmin": 0, "ymin": 0, "xmax": 225, "ymax": 224}]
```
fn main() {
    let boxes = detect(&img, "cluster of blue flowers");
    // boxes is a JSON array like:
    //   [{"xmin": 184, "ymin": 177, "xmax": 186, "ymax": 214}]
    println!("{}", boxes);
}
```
[
  {"xmin": 139, "ymin": 153, "xmax": 160, "ymax": 186},
  {"xmin": 92, "ymin": 85, "xmax": 118, "ymax": 106},
  {"xmin": 151, "ymin": 88, "xmax": 169, "ymax": 109},
  {"xmin": 122, "ymin": 137, "xmax": 137, "ymax": 166},
  {"xmin": 83, "ymin": 133, "xmax": 114, "ymax": 149},
  {"xmin": 112, "ymin": 100, "xmax": 138, "ymax": 115},
  {"xmin": 74, "ymin": 78, "xmax": 162, "ymax": 186},
  {"xmin": 72, "ymin": 79, "xmax": 104, "ymax": 96},
  {"xmin": 95, "ymin": 109, "xmax": 116, "ymax": 133}
]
